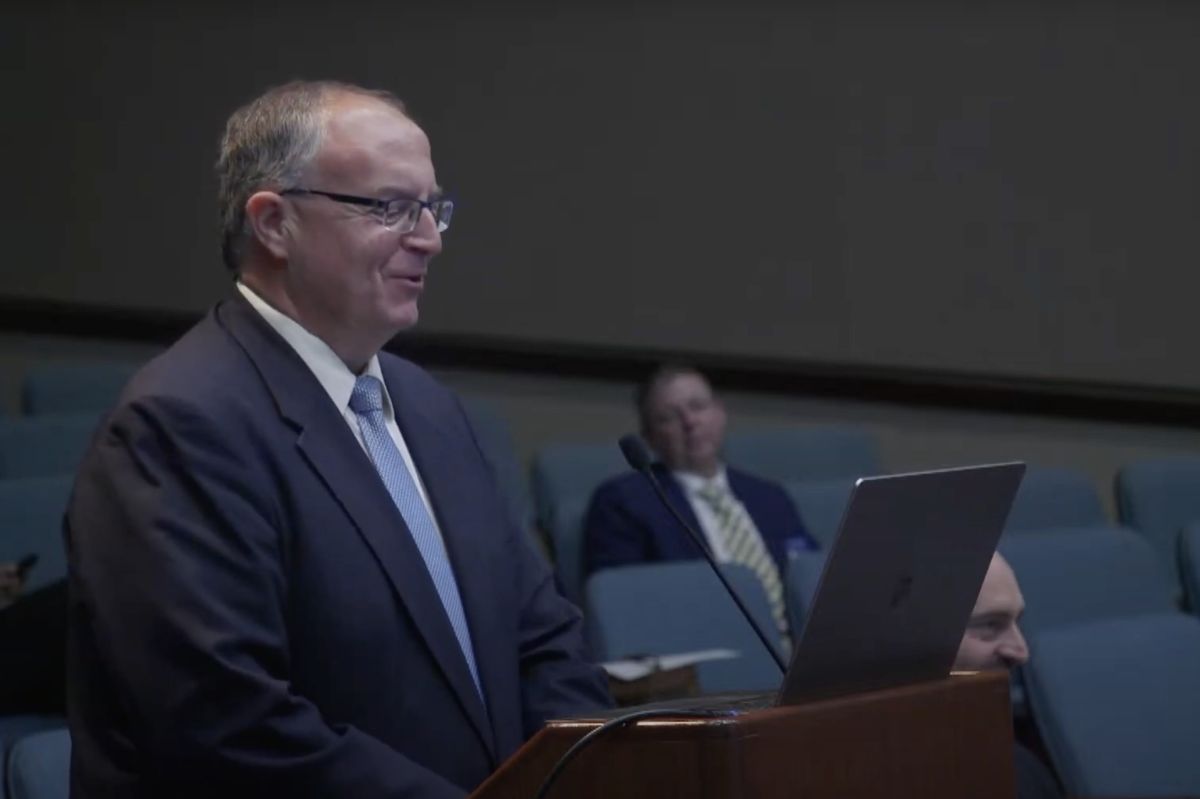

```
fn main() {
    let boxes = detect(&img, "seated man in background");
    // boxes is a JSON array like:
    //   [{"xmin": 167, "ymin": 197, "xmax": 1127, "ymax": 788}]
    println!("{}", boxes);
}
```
[
  {"xmin": 583, "ymin": 365, "xmax": 816, "ymax": 637},
  {"xmin": 0, "ymin": 560, "xmax": 23, "ymax": 612},
  {"xmin": 954, "ymin": 552, "xmax": 1029, "ymax": 672},
  {"xmin": 955, "ymin": 552, "xmax": 1062, "ymax": 799}
]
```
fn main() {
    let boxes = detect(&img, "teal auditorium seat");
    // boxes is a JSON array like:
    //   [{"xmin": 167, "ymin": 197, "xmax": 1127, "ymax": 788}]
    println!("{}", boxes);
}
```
[
  {"xmin": 1116, "ymin": 456, "xmax": 1200, "ymax": 597},
  {"xmin": 1025, "ymin": 614, "xmax": 1200, "ymax": 797},
  {"xmin": 530, "ymin": 441, "xmax": 626, "ymax": 531},
  {"xmin": 998, "ymin": 526, "xmax": 1176, "ymax": 635},
  {"xmin": 1003, "ymin": 466, "xmax": 1107, "ymax": 534},
  {"xmin": 779, "ymin": 478, "xmax": 851, "ymax": 631},
  {"xmin": 0, "ymin": 477, "xmax": 74, "ymax": 594},
  {"xmin": 4, "ymin": 728, "xmax": 69, "ymax": 799},
  {"xmin": 459, "ymin": 397, "xmax": 534, "ymax": 538},
  {"xmin": 1181, "ymin": 522, "xmax": 1200, "ymax": 614},
  {"xmin": 722, "ymin": 426, "xmax": 882, "ymax": 485},
  {"xmin": 20, "ymin": 361, "xmax": 139, "ymax": 416},
  {"xmin": 782, "ymin": 478, "xmax": 856, "ymax": 548},
  {"xmin": 585, "ymin": 561, "xmax": 782, "ymax": 693},
  {"xmin": 783, "ymin": 550, "xmax": 827, "ymax": 633},
  {"xmin": 530, "ymin": 441, "xmax": 627, "ymax": 602},
  {"xmin": 0, "ymin": 718, "xmax": 63, "ymax": 799},
  {"xmin": 542, "ymin": 493, "xmax": 594, "ymax": 605},
  {"xmin": 0, "ymin": 415, "xmax": 100, "ymax": 480}
]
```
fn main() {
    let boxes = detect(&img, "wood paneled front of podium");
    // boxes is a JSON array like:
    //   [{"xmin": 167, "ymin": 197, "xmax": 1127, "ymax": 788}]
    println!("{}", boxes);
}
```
[{"xmin": 472, "ymin": 672, "xmax": 1016, "ymax": 798}]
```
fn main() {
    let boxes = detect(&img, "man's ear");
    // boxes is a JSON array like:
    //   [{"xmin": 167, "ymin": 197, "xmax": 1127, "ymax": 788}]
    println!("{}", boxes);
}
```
[{"xmin": 245, "ymin": 191, "xmax": 291, "ymax": 260}]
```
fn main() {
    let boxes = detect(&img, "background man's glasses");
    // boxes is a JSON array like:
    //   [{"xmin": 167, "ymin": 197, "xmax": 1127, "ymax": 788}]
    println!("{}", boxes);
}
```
[{"xmin": 280, "ymin": 188, "xmax": 454, "ymax": 233}]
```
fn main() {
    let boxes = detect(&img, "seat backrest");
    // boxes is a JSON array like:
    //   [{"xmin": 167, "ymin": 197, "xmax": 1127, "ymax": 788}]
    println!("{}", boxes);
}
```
[
  {"xmin": 999, "ymin": 526, "xmax": 1176, "ymax": 635},
  {"xmin": 722, "ymin": 426, "xmax": 882, "ymax": 485},
  {"xmin": 544, "ymin": 492, "xmax": 593, "ymax": 605},
  {"xmin": 782, "ymin": 478, "xmax": 856, "ymax": 548},
  {"xmin": 0, "ymin": 414, "xmax": 101, "ymax": 480},
  {"xmin": 0, "ymin": 476, "xmax": 75, "ymax": 593},
  {"xmin": 459, "ymin": 397, "xmax": 533, "ymax": 534},
  {"xmin": 530, "ymin": 441, "xmax": 627, "ymax": 534},
  {"xmin": 585, "ymin": 561, "xmax": 782, "ymax": 693},
  {"xmin": 783, "ymin": 549, "xmax": 827, "ymax": 632},
  {"xmin": 1024, "ymin": 614, "xmax": 1200, "ymax": 797},
  {"xmin": 5, "ymin": 728, "xmax": 70, "ymax": 799},
  {"xmin": 1003, "ymin": 466, "xmax": 1108, "ymax": 534},
  {"xmin": 1116, "ymin": 456, "xmax": 1200, "ymax": 596},
  {"xmin": 21, "ymin": 362, "xmax": 139, "ymax": 416},
  {"xmin": 1180, "ymin": 522, "xmax": 1200, "ymax": 615},
  {"xmin": 0, "ymin": 716, "xmax": 64, "ymax": 799}
]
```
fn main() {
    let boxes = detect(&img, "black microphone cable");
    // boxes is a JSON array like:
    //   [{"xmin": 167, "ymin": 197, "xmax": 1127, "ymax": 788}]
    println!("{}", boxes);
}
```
[
  {"xmin": 532, "ymin": 707, "xmax": 735, "ymax": 799},
  {"xmin": 618, "ymin": 434, "xmax": 787, "ymax": 675}
]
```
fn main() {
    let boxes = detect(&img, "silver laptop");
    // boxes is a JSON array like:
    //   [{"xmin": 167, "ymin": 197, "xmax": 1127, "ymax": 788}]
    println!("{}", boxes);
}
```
[
  {"xmin": 776, "ymin": 462, "xmax": 1025, "ymax": 704},
  {"xmin": 582, "ymin": 461, "xmax": 1025, "ymax": 719}
]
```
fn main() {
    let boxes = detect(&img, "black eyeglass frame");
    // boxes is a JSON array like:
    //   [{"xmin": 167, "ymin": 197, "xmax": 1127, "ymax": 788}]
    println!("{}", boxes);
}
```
[{"xmin": 279, "ymin": 188, "xmax": 454, "ymax": 233}]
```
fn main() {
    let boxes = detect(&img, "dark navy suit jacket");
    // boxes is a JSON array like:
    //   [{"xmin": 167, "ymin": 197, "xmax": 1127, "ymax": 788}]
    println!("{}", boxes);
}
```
[
  {"xmin": 65, "ymin": 295, "xmax": 610, "ymax": 798},
  {"xmin": 582, "ymin": 464, "xmax": 817, "ymax": 579}
]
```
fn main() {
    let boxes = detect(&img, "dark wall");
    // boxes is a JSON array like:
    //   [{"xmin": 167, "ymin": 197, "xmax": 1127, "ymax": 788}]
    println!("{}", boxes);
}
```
[{"xmin": 6, "ymin": 1, "xmax": 1199, "ymax": 390}]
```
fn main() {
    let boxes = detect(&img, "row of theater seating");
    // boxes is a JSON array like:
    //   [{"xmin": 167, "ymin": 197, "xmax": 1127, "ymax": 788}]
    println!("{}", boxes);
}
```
[
  {"xmin": 5, "ymin": 468, "xmax": 1198, "ymax": 687},
  {"xmin": 9, "ymin": 616, "xmax": 1195, "ymax": 799},
  {"xmin": 533, "ymin": 437, "xmax": 1200, "ymax": 609},
  {"xmin": 3, "ymin": 360, "xmax": 1200, "ymax": 797},
  {"xmin": 6, "ymin": 386, "xmax": 1200, "ymax": 616},
  {"xmin": 587, "ymin": 558, "xmax": 1200, "ymax": 796}
]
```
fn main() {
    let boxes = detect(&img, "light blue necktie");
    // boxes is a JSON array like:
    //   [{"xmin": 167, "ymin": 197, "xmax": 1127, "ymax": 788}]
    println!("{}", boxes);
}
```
[{"xmin": 349, "ymin": 375, "xmax": 483, "ymax": 701}]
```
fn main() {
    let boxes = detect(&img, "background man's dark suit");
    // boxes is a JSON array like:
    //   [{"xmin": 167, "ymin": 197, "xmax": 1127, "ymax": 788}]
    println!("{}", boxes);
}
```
[
  {"xmin": 66, "ymin": 295, "xmax": 609, "ymax": 798},
  {"xmin": 582, "ymin": 464, "xmax": 816, "ymax": 579}
]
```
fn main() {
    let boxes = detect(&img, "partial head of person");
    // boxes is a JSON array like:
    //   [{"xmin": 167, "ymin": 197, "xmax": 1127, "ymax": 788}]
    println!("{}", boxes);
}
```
[
  {"xmin": 216, "ymin": 80, "xmax": 454, "ymax": 371},
  {"xmin": 636, "ymin": 365, "xmax": 727, "ymax": 478},
  {"xmin": 0, "ymin": 561, "xmax": 24, "ymax": 609},
  {"xmin": 955, "ymin": 552, "xmax": 1030, "ymax": 672}
]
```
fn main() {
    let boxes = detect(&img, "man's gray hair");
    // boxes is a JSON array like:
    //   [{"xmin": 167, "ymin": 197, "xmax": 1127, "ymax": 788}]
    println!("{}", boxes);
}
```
[{"xmin": 215, "ymin": 80, "xmax": 408, "ymax": 272}]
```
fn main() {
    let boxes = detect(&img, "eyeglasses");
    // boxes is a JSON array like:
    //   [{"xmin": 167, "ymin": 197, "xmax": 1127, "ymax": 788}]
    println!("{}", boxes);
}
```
[{"xmin": 280, "ymin": 188, "xmax": 454, "ymax": 234}]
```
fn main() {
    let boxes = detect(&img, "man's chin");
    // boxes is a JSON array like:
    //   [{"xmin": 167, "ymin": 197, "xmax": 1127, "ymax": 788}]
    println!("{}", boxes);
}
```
[
  {"xmin": 685, "ymin": 447, "xmax": 720, "ymax": 467},
  {"xmin": 384, "ymin": 304, "xmax": 420, "ymax": 332}
]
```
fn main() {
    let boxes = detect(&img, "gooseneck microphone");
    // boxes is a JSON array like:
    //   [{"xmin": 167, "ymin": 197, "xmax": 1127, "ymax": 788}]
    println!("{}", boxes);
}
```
[{"xmin": 617, "ymin": 434, "xmax": 786, "ymax": 675}]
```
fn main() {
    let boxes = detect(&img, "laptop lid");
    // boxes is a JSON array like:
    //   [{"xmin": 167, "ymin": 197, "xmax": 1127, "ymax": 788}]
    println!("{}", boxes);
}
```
[{"xmin": 777, "ymin": 462, "xmax": 1025, "ymax": 705}]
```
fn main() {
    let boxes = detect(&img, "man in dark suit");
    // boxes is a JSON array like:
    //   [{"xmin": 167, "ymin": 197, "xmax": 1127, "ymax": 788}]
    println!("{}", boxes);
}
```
[
  {"xmin": 582, "ymin": 366, "xmax": 817, "ymax": 635},
  {"xmin": 66, "ymin": 80, "xmax": 610, "ymax": 798}
]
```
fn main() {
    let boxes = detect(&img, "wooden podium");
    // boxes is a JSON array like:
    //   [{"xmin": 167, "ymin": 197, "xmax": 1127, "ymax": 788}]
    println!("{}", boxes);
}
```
[{"xmin": 471, "ymin": 672, "xmax": 1015, "ymax": 798}]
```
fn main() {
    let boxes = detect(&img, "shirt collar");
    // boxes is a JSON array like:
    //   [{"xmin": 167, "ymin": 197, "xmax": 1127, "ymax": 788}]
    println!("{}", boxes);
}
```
[
  {"xmin": 237, "ymin": 281, "xmax": 395, "ymax": 420},
  {"xmin": 673, "ymin": 464, "xmax": 729, "ymax": 495}
]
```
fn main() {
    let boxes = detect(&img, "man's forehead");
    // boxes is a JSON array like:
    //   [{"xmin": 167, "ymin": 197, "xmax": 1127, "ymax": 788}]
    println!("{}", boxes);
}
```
[
  {"xmin": 325, "ymin": 115, "xmax": 426, "ymax": 153},
  {"xmin": 974, "ymin": 567, "xmax": 1024, "ymax": 615},
  {"xmin": 655, "ymin": 372, "xmax": 712, "ymax": 400},
  {"xmin": 326, "ymin": 93, "xmax": 414, "ymax": 126},
  {"xmin": 311, "ymin": 97, "xmax": 434, "ymax": 190}
]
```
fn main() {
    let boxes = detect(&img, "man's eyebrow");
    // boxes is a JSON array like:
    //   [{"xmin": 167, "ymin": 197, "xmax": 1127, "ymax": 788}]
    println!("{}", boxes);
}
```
[{"xmin": 969, "ymin": 612, "xmax": 1010, "ymax": 625}]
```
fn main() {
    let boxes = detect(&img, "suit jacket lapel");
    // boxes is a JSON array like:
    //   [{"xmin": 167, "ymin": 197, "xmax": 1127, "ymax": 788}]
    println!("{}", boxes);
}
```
[
  {"xmin": 216, "ymin": 297, "xmax": 497, "ymax": 762},
  {"xmin": 380, "ymin": 360, "xmax": 510, "ymax": 754}
]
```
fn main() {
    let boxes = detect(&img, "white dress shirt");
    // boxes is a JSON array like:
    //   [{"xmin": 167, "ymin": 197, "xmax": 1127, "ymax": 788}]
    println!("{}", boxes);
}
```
[
  {"xmin": 236, "ymin": 282, "xmax": 442, "ymax": 527},
  {"xmin": 672, "ymin": 466, "xmax": 746, "ymax": 563}
]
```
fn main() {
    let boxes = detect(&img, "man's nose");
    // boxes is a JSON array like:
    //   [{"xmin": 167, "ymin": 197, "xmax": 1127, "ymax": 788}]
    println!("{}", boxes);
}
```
[
  {"xmin": 402, "ymin": 209, "xmax": 443, "ymax": 255},
  {"xmin": 998, "ymin": 626, "xmax": 1029, "ymax": 667}
]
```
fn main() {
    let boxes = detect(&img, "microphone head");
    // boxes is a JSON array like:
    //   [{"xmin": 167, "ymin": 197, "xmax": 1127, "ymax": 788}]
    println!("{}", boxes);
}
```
[{"xmin": 618, "ymin": 434, "xmax": 655, "ymax": 472}]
